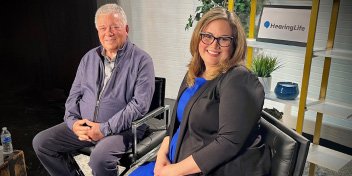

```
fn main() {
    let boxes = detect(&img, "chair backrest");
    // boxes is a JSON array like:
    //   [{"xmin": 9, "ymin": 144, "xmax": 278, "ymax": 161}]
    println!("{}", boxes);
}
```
[
  {"xmin": 260, "ymin": 111, "xmax": 310, "ymax": 176},
  {"xmin": 120, "ymin": 77, "xmax": 168, "ymax": 167},
  {"xmin": 149, "ymin": 77, "xmax": 166, "ymax": 119}
]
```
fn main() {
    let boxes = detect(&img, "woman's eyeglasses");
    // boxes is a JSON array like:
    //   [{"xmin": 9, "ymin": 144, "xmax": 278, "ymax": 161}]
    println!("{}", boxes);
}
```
[{"xmin": 200, "ymin": 32, "xmax": 233, "ymax": 47}]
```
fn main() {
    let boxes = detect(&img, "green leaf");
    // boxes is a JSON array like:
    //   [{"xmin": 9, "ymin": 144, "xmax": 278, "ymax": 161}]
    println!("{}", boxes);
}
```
[
  {"xmin": 251, "ymin": 54, "xmax": 283, "ymax": 77},
  {"xmin": 195, "ymin": 13, "xmax": 201, "ymax": 21}
]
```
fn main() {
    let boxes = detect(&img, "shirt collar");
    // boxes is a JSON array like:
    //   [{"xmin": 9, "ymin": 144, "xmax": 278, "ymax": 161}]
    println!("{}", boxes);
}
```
[{"xmin": 100, "ymin": 39, "xmax": 128, "ymax": 62}]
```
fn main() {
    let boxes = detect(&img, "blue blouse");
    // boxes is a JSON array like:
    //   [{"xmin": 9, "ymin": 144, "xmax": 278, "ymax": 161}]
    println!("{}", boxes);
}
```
[
  {"xmin": 129, "ymin": 77, "xmax": 207, "ymax": 176},
  {"xmin": 169, "ymin": 77, "xmax": 207, "ymax": 162}
]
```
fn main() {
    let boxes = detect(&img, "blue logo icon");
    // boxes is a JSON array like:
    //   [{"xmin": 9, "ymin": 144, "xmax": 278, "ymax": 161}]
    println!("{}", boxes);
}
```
[{"xmin": 264, "ymin": 21, "xmax": 270, "ymax": 28}]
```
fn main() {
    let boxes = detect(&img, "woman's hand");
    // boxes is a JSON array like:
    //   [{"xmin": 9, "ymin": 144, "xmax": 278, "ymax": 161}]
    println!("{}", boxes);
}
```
[
  {"xmin": 154, "ymin": 136, "xmax": 171, "ymax": 175},
  {"xmin": 157, "ymin": 164, "xmax": 181, "ymax": 176},
  {"xmin": 156, "ymin": 155, "xmax": 201, "ymax": 176},
  {"xmin": 154, "ymin": 152, "xmax": 171, "ymax": 176}
]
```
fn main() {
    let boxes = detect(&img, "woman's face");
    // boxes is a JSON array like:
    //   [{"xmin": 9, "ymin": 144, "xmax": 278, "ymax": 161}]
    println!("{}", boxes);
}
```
[{"xmin": 199, "ymin": 19, "xmax": 234, "ymax": 72}]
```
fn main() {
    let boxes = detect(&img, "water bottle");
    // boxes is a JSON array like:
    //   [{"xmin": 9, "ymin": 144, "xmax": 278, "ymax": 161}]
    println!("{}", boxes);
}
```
[{"xmin": 1, "ymin": 127, "xmax": 13, "ymax": 156}]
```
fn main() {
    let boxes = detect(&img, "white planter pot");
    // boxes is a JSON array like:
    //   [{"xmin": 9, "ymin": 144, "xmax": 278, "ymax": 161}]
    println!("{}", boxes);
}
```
[{"xmin": 258, "ymin": 77, "xmax": 272, "ymax": 94}]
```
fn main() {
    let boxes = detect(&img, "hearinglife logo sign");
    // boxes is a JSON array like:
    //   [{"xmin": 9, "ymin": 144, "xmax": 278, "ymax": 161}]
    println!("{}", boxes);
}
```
[
  {"xmin": 263, "ymin": 21, "xmax": 306, "ymax": 32},
  {"xmin": 257, "ymin": 6, "xmax": 311, "ymax": 46}
]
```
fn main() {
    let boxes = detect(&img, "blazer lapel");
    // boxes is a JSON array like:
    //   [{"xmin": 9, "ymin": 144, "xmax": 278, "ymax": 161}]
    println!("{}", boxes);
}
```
[{"xmin": 174, "ymin": 78, "xmax": 217, "ymax": 162}]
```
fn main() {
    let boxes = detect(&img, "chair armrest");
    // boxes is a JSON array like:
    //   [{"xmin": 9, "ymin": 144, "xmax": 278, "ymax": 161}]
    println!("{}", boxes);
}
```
[
  {"xmin": 132, "ymin": 106, "xmax": 168, "ymax": 127},
  {"xmin": 131, "ymin": 105, "xmax": 170, "ymax": 161}
]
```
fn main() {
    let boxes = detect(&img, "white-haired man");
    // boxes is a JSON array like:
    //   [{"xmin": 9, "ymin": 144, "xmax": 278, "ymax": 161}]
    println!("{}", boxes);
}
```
[{"xmin": 33, "ymin": 4, "xmax": 155, "ymax": 175}]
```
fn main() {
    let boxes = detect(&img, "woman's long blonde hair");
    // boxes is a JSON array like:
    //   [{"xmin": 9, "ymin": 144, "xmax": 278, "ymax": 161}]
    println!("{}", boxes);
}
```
[{"xmin": 187, "ymin": 7, "xmax": 247, "ymax": 86}]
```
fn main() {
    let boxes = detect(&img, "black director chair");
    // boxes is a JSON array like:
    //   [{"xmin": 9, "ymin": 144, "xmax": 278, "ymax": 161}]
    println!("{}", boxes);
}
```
[
  {"xmin": 70, "ymin": 77, "xmax": 169, "ymax": 175},
  {"xmin": 260, "ymin": 110, "xmax": 310, "ymax": 176}
]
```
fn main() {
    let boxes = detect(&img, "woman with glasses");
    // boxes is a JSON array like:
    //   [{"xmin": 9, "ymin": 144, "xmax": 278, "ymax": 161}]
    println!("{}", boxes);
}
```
[{"xmin": 131, "ymin": 7, "xmax": 271, "ymax": 176}]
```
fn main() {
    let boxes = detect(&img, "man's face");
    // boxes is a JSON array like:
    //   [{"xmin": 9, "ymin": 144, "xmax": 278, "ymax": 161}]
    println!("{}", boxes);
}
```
[{"xmin": 96, "ymin": 13, "xmax": 128, "ymax": 53}]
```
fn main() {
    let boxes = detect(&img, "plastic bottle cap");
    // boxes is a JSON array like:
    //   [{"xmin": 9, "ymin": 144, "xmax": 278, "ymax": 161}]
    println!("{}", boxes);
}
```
[{"xmin": 2, "ymin": 127, "xmax": 7, "ymax": 131}]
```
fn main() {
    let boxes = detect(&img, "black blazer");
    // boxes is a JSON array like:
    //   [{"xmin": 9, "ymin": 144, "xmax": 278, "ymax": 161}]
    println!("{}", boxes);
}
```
[{"xmin": 168, "ymin": 66, "xmax": 271, "ymax": 176}]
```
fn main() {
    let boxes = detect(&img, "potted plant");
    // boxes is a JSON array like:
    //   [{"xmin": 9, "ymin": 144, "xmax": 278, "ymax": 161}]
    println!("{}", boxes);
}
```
[{"xmin": 251, "ymin": 54, "xmax": 281, "ymax": 93}]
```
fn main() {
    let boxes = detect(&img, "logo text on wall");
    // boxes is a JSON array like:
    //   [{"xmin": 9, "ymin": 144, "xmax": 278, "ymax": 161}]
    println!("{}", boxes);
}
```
[{"xmin": 264, "ymin": 21, "xmax": 305, "ymax": 32}]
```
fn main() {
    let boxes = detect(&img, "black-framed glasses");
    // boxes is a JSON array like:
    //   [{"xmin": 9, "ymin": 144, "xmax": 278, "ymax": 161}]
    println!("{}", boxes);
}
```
[{"xmin": 200, "ymin": 32, "xmax": 233, "ymax": 47}]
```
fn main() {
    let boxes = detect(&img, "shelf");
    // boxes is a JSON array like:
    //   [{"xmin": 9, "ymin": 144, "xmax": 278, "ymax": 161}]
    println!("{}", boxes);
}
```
[
  {"xmin": 246, "ymin": 39, "xmax": 352, "ymax": 62},
  {"xmin": 306, "ymin": 100, "xmax": 352, "ymax": 119},
  {"xmin": 265, "ymin": 91, "xmax": 314, "ymax": 107},
  {"xmin": 265, "ymin": 92, "xmax": 300, "ymax": 106},
  {"xmin": 314, "ymin": 48, "xmax": 352, "ymax": 61},
  {"xmin": 247, "ymin": 39, "xmax": 307, "ymax": 53},
  {"xmin": 265, "ymin": 91, "xmax": 352, "ymax": 119},
  {"xmin": 307, "ymin": 144, "xmax": 352, "ymax": 172}
]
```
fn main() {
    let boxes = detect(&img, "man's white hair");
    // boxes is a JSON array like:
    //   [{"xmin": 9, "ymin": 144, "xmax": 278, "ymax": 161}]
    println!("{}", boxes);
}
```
[{"xmin": 95, "ymin": 4, "xmax": 127, "ymax": 28}]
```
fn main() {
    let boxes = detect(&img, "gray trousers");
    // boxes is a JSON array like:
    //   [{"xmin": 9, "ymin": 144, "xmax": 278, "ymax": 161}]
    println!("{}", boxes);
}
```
[{"xmin": 33, "ymin": 122, "xmax": 138, "ymax": 176}]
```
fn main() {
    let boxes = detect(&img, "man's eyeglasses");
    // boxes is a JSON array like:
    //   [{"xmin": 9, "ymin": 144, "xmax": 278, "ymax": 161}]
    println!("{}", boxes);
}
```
[{"xmin": 200, "ymin": 32, "xmax": 233, "ymax": 47}]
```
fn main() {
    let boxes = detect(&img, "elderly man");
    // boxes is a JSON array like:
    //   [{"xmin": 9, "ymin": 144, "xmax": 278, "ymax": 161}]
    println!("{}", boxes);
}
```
[{"xmin": 33, "ymin": 4, "xmax": 155, "ymax": 176}]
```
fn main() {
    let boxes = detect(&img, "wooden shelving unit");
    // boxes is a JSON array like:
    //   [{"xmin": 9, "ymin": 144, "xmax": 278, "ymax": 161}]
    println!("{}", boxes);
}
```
[
  {"xmin": 264, "ymin": 91, "xmax": 315, "ymax": 107},
  {"xmin": 314, "ymin": 48, "xmax": 352, "ymax": 61},
  {"xmin": 247, "ymin": 39, "xmax": 307, "ymax": 53},
  {"xmin": 307, "ymin": 144, "xmax": 352, "ymax": 172},
  {"xmin": 246, "ymin": 0, "xmax": 352, "ymax": 175},
  {"xmin": 307, "ymin": 100, "xmax": 352, "ymax": 119}
]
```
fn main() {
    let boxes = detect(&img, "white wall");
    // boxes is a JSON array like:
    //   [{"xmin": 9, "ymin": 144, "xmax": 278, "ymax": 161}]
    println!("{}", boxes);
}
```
[
  {"xmin": 120, "ymin": 0, "xmax": 199, "ymax": 99},
  {"xmin": 120, "ymin": 0, "xmax": 352, "ymax": 147}
]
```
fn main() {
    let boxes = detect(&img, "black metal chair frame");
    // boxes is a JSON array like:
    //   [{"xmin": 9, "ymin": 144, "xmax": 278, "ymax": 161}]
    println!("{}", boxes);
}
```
[{"xmin": 70, "ymin": 77, "xmax": 169, "ymax": 175}]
